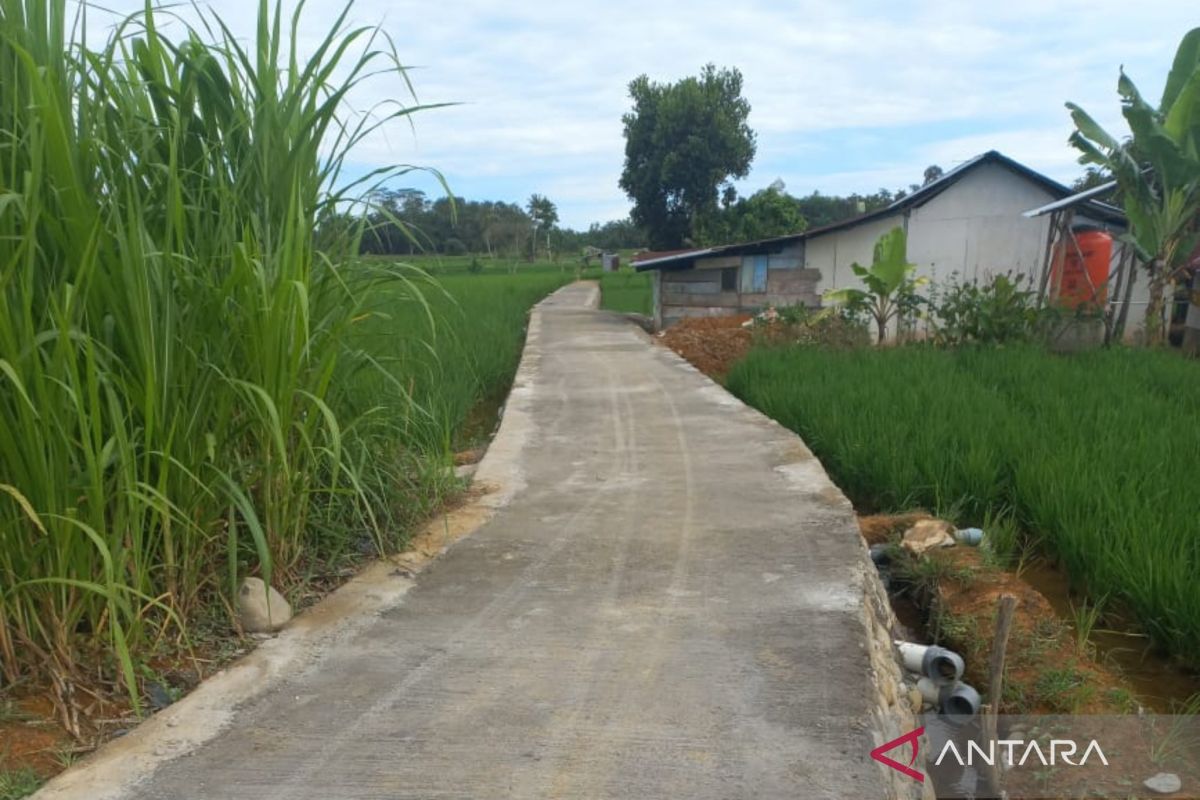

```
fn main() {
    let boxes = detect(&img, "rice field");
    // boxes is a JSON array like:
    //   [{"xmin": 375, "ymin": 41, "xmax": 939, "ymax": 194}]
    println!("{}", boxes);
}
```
[
  {"xmin": 354, "ymin": 264, "xmax": 573, "ymax": 459},
  {"xmin": 727, "ymin": 345, "xmax": 1200, "ymax": 666},
  {"xmin": 0, "ymin": 0, "xmax": 567, "ymax": 700},
  {"xmin": 597, "ymin": 269, "xmax": 653, "ymax": 315}
]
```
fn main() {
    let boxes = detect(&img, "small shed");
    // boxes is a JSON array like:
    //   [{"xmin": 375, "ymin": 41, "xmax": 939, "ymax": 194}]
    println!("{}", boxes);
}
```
[{"xmin": 634, "ymin": 241, "xmax": 821, "ymax": 329}]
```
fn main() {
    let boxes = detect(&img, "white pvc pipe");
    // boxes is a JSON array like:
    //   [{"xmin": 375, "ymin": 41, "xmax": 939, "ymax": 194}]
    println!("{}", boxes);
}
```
[
  {"xmin": 895, "ymin": 641, "xmax": 965, "ymax": 687},
  {"xmin": 955, "ymin": 527, "xmax": 984, "ymax": 546},
  {"xmin": 916, "ymin": 676, "xmax": 941, "ymax": 707}
]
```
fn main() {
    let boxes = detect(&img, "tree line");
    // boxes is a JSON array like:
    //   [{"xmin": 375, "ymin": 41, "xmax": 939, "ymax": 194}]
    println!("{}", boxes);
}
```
[
  {"xmin": 320, "ymin": 182, "xmax": 917, "ymax": 260},
  {"xmin": 316, "ymin": 189, "xmax": 646, "ymax": 259}
]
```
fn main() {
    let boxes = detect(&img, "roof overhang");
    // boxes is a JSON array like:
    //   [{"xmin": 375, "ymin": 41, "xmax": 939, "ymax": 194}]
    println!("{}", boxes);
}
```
[
  {"xmin": 631, "ymin": 248, "xmax": 715, "ymax": 270},
  {"xmin": 1022, "ymin": 180, "xmax": 1122, "ymax": 219}
]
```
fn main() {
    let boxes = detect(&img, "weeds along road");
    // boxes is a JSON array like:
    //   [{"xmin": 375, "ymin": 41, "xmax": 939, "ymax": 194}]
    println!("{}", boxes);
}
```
[{"xmin": 44, "ymin": 282, "xmax": 902, "ymax": 799}]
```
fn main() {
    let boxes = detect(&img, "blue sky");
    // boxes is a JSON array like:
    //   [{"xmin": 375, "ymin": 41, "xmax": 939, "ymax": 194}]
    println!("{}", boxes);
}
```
[{"xmin": 98, "ymin": 0, "xmax": 1196, "ymax": 228}]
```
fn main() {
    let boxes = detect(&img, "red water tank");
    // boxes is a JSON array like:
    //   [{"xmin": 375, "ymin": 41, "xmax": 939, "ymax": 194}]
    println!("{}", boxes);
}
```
[{"xmin": 1051, "ymin": 226, "xmax": 1113, "ymax": 309}]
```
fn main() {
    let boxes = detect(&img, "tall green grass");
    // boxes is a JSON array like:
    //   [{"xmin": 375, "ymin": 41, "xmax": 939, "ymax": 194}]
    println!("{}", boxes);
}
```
[
  {"xmin": 0, "ymin": 0, "xmax": 484, "ymax": 701},
  {"xmin": 728, "ymin": 345, "xmax": 1200, "ymax": 666}
]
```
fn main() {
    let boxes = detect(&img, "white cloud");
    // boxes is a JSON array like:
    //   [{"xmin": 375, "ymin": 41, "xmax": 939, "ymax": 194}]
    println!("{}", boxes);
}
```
[{"xmin": 88, "ymin": 0, "xmax": 1195, "ymax": 227}]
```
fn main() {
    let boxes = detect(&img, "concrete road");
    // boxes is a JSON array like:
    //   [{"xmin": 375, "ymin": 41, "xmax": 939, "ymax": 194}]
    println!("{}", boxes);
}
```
[{"xmin": 124, "ymin": 282, "xmax": 896, "ymax": 798}]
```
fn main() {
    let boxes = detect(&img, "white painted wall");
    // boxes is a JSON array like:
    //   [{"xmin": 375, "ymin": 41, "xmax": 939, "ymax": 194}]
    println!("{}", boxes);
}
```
[
  {"xmin": 907, "ymin": 162, "xmax": 1055, "ymax": 285},
  {"xmin": 804, "ymin": 214, "xmax": 903, "ymax": 289}
]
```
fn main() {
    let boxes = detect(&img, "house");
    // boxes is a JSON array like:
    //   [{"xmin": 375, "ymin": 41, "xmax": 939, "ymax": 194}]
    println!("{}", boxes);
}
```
[{"xmin": 634, "ymin": 151, "xmax": 1143, "ymax": 335}]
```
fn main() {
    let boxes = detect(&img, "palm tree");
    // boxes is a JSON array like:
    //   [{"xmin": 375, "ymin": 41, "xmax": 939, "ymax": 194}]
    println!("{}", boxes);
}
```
[{"xmin": 526, "ymin": 194, "xmax": 559, "ymax": 259}]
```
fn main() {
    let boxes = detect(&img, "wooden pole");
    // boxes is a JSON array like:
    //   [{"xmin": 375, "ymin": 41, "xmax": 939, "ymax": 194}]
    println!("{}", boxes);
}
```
[
  {"xmin": 1115, "ymin": 246, "xmax": 1137, "ymax": 343},
  {"xmin": 1105, "ymin": 242, "xmax": 1127, "ymax": 345},
  {"xmin": 1036, "ymin": 211, "xmax": 1059, "ymax": 306},
  {"xmin": 984, "ymin": 595, "xmax": 1018, "ymax": 797}
]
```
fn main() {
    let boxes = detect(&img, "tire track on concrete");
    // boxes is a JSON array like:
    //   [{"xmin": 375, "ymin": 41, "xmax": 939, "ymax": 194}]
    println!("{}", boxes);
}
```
[
  {"xmin": 544, "ymin": 344, "xmax": 700, "ymax": 798},
  {"xmin": 429, "ymin": 345, "xmax": 645, "ymax": 796},
  {"xmin": 259, "ymin": 319, "xmax": 630, "ymax": 800}
]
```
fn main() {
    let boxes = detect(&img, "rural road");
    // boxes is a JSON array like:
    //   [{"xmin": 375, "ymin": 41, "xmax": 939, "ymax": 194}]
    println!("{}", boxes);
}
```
[{"xmin": 58, "ymin": 282, "xmax": 904, "ymax": 798}]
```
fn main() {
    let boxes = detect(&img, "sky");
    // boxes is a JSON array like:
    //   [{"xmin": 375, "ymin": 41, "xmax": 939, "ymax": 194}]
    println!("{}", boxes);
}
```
[{"xmin": 94, "ymin": 0, "xmax": 1196, "ymax": 229}]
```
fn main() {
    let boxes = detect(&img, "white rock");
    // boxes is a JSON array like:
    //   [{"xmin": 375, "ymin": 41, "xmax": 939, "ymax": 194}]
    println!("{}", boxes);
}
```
[
  {"xmin": 238, "ymin": 577, "xmax": 292, "ymax": 633},
  {"xmin": 901, "ymin": 519, "xmax": 957, "ymax": 555},
  {"xmin": 1144, "ymin": 773, "xmax": 1182, "ymax": 795}
]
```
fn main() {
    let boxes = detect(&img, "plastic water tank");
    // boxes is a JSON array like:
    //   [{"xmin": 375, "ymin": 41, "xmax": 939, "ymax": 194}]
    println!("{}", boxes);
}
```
[{"xmin": 1051, "ymin": 225, "xmax": 1113, "ymax": 309}]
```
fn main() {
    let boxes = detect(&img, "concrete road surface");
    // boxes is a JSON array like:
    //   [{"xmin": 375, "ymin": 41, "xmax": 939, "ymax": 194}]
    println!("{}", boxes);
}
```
[{"xmin": 71, "ymin": 282, "xmax": 902, "ymax": 798}]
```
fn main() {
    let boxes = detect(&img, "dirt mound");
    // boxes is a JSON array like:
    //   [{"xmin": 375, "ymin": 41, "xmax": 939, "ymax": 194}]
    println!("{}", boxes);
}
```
[
  {"xmin": 659, "ymin": 315, "xmax": 753, "ymax": 378},
  {"xmin": 858, "ymin": 512, "xmax": 932, "ymax": 545}
]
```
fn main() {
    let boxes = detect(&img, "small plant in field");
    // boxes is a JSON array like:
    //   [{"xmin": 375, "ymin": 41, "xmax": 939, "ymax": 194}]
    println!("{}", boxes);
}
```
[
  {"xmin": 1031, "ymin": 615, "xmax": 1071, "ymax": 648},
  {"xmin": 1147, "ymin": 695, "xmax": 1200, "ymax": 766},
  {"xmin": 52, "ymin": 746, "xmax": 83, "ymax": 770},
  {"xmin": 468, "ymin": 257, "xmax": 484, "ymax": 274},
  {"xmin": 930, "ymin": 272, "xmax": 1039, "ymax": 346},
  {"xmin": 1070, "ymin": 597, "xmax": 1107, "ymax": 657},
  {"xmin": 1104, "ymin": 686, "xmax": 1140, "ymax": 713},
  {"xmin": 750, "ymin": 305, "xmax": 870, "ymax": 348},
  {"xmin": 824, "ymin": 226, "xmax": 927, "ymax": 343},
  {"xmin": 978, "ymin": 509, "xmax": 1023, "ymax": 569},
  {"xmin": 0, "ymin": 768, "xmax": 42, "ymax": 800},
  {"xmin": 1034, "ymin": 665, "xmax": 1092, "ymax": 712}
]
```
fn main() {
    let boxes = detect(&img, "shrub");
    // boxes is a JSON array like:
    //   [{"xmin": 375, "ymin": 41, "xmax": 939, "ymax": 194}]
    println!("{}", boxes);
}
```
[
  {"xmin": 751, "ymin": 306, "xmax": 870, "ymax": 348},
  {"xmin": 930, "ymin": 272, "xmax": 1039, "ymax": 346}
]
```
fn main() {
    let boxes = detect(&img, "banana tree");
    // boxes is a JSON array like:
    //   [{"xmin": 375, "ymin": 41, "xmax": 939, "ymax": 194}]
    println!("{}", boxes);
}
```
[
  {"xmin": 824, "ymin": 226, "xmax": 925, "ymax": 343},
  {"xmin": 1066, "ymin": 27, "xmax": 1200, "ymax": 346}
]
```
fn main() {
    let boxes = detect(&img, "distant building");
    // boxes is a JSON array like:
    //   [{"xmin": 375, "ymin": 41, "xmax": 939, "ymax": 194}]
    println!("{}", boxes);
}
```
[{"xmin": 634, "ymin": 151, "xmax": 1140, "ymax": 336}]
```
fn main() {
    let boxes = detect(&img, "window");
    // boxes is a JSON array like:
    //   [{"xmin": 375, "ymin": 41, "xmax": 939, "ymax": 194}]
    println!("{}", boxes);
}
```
[
  {"xmin": 721, "ymin": 268, "xmax": 737, "ymax": 292},
  {"xmin": 739, "ymin": 255, "xmax": 768, "ymax": 293}
]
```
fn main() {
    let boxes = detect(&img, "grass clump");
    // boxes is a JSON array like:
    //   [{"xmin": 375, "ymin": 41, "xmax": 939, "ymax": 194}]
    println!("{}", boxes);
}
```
[
  {"xmin": 0, "ymin": 768, "xmax": 41, "ymax": 800},
  {"xmin": 727, "ymin": 344, "xmax": 1200, "ymax": 666},
  {"xmin": 0, "ymin": 0, "xmax": 569, "ymax": 706}
]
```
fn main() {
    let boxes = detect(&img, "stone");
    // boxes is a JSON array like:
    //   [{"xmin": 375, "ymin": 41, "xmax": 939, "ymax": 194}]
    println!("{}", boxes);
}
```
[
  {"xmin": 907, "ymin": 688, "xmax": 924, "ymax": 714},
  {"xmin": 1144, "ymin": 773, "xmax": 1182, "ymax": 795},
  {"xmin": 901, "ymin": 519, "xmax": 957, "ymax": 555},
  {"xmin": 238, "ymin": 577, "xmax": 292, "ymax": 633}
]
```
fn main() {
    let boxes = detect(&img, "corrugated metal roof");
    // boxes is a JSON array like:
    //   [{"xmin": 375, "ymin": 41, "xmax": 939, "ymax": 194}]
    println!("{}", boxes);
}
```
[
  {"xmin": 1021, "ymin": 180, "xmax": 1120, "ymax": 218},
  {"xmin": 631, "ymin": 247, "xmax": 715, "ymax": 268}
]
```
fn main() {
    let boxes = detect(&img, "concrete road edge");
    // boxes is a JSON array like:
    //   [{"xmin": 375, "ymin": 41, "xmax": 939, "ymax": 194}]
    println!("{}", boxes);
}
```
[{"xmin": 633, "ymin": 320, "xmax": 933, "ymax": 800}]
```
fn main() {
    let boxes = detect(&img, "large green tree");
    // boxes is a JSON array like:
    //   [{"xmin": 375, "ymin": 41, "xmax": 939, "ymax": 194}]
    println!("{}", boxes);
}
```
[
  {"xmin": 619, "ymin": 64, "xmax": 756, "ymax": 249},
  {"xmin": 700, "ymin": 183, "xmax": 807, "ymax": 244},
  {"xmin": 1066, "ymin": 27, "xmax": 1200, "ymax": 346}
]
